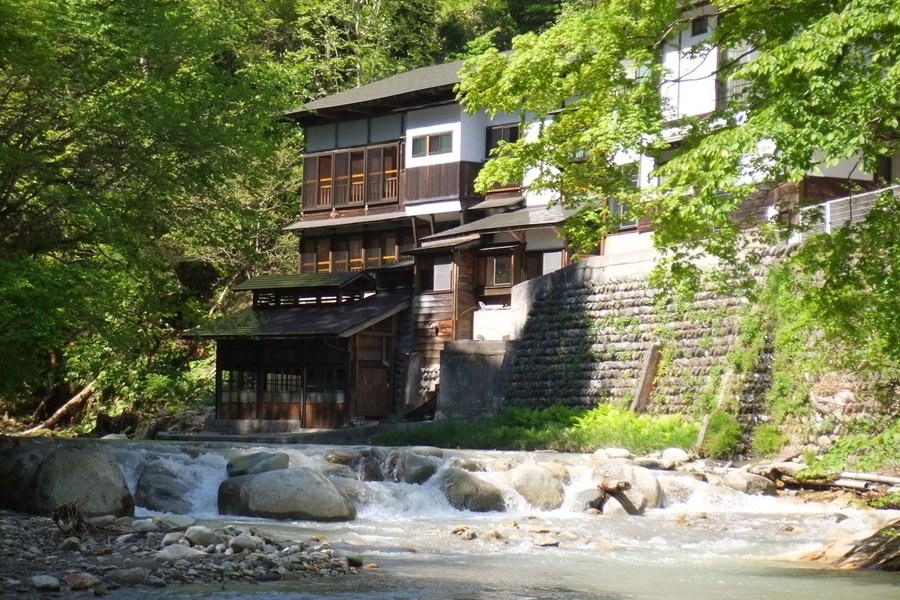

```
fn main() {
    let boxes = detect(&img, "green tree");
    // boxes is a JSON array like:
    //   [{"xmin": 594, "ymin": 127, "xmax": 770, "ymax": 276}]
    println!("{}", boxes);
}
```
[
  {"xmin": 0, "ymin": 0, "xmax": 303, "ymax": 417},
  {"xmin": 458, "ymin": 0, "xmax": 900, "ymax": 284}
]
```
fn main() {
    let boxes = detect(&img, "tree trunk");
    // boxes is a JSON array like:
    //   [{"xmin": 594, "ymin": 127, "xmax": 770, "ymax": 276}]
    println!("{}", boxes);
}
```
[{"xmin": 23, "ymin": 380, "xmax": 96, "ymax": 435}]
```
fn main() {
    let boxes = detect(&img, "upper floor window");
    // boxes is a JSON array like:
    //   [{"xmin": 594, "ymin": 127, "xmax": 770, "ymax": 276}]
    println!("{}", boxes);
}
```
[
  {"xmin": 487, "ymin": 124, "xmax": 520, "ymax": 157},
  {"xmin": 610, "ymin": 163, "xmax": 639, "ymax": 230},
  {"xmin": 690, "ymin": 16, "xmax": 708, "ymax": 37},
  {"xmin": 303, "ymin": 144, "xmax": 400, "ymax": 211},
  {"xmin": 411, "ymin": 132, "xmax": 452, "ymax": 157}
]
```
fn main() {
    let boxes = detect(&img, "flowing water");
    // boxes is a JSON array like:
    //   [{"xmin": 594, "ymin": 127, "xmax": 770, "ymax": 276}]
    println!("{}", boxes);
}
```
[{"xmin": 103, "ymin": 441, "xmax": 900, "ymax": 599}]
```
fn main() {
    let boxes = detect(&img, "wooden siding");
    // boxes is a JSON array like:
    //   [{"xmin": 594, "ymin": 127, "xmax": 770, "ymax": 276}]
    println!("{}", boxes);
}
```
[
  {"xmin": 454, "ymin": 249, "xmax": 476, "ymax": 341},
  {"xmin": 402, "ymin": 162, "xmax": 482, "ymax": 205},
  {"xmin": 413, "ymin": 292, "xmax": 454, "ymax": 365}
]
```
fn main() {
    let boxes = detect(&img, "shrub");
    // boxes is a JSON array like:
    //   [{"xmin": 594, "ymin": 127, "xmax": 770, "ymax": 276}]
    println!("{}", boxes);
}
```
[
  {"xmin": 701, "ymin": 411, "xmax": 741, "ymax": 458},
  {"xmin": 751, "ymin": 423, "xmax": 784, "ymax": 456}
]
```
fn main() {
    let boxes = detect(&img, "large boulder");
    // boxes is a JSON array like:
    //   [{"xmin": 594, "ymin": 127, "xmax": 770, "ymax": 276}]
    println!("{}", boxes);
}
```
[
  {"xmin": 226, "ymin": 451, "xmax": 290, "ymax": 478},
  {"xmin": 31, "ymin": 445, "xmax": 134, "ymax": 517},
  {"xmin": 506, "ymin": 462, "xmax": 565, "ymax": 510},
  {"xmin": 218, "ymin": 467, "xmax": 356, "ymax": 521},
  {"xmin": 439, "ymin": 467, "xmax": 506, "ymax": 512},
  {"xmin": 0, "ymin": 442, "xmax": 57, "ymax": 512},
  {"xmin": 390, "ymin": 451, "xmax": 438, "ymax": 484},
  {"xmin": 135, "ymin": 459, "xmax": 192, "ymax": 514},
  {"xmin": 592, "ymin": 458, "xmax": 662, "ymax": 516}
]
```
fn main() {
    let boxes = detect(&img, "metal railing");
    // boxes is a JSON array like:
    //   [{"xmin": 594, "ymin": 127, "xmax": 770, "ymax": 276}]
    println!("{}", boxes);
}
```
[{"xmin": 792, "ymin": 186, "xmax": 895, "ymax": 243}]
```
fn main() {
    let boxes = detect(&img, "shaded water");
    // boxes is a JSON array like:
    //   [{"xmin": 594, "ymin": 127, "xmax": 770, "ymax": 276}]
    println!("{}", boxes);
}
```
[{"xmin": 104, "ymin": 441, "xmax": 900, "ymax": 599}]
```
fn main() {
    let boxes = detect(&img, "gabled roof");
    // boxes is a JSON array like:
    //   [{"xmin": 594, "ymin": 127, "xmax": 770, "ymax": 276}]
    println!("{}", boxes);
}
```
[
  {"xmin": 286, "ymin": 61, "xmax": 464, "ymax": 124},
  {"xmin": 232, "ymin": 272, "xmax": 375, "ymax": 292},
  {"xmin": 192, "ymin": 291, "xmax": 412, "ymax": 339},
  {"xmin": 422, "ymin": 205, "xmax": 576, "ymax": 240}
]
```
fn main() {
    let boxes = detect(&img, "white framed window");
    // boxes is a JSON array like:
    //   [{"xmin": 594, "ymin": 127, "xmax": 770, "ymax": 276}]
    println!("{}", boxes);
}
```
[{"xmin": 411, "ymin": 132, "xmax": 452, "ymax": 157}]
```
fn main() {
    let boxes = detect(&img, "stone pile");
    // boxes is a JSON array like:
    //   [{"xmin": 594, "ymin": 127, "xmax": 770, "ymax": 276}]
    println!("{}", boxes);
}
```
[{"xmin": 0, "ymin": 514, "xmax": 364, "ymax": 595}]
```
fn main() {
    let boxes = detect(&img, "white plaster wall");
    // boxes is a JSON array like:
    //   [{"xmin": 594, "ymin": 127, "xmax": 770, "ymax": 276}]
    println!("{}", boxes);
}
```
[
  {"xmin": 810, "ymin": 153, "xmax": 873, "ymax": 181},
  {"xmin": 604, "ymin": 230, "xmax": 655, "ymax": 256},
  {"xmin": 661, "ymin": 16, "xmax": 718, "ymax": 119},
  {"xmin": 525, "ymin": 228, "xmax": 565, "ymax": 251},
  {"xmin": 406, "ymin": 105, "xmax": 462, "ymax": 168},
  {"xmin": 473, "ymin": 308, "xmax": 513, "ymax": 341},
  {"xmin": 523, "ymin": 118, "xmax": 559, "ymax": 206}
]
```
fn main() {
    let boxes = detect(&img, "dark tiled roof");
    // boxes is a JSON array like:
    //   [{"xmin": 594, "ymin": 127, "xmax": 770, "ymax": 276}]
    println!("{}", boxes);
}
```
[
  {"xmin": 232, "ymin": 272, "xmax": 375, "ymax": 291},
  {"xmin": 469, "ymin": 195, "xmax": 525, "ymax": 210},
  {"xmin": 192, "ymin": 291, "xmax": 411, "ymax": 339},
  {"xmin": 286, "ymin": 61, "xmax": 464, "ymax": 120},
  {"xmin": 285, "ymin": 211, "xmax": 410, "ymax": 231},
  {"xmin": 423, "ymin": 205, "xmax": 576, "ymax": 240}
]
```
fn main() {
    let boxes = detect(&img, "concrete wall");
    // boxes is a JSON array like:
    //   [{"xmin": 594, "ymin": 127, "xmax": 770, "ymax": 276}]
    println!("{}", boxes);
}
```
[{"xmin": 436, "ymin": 340, "xmax": 517, "ymax": 420}]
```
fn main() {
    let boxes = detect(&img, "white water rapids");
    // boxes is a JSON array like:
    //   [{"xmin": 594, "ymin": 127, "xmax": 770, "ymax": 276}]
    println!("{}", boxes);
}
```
[{"xmin": 103, "ymin": 441, "xmax": 900, "ymax": 599}]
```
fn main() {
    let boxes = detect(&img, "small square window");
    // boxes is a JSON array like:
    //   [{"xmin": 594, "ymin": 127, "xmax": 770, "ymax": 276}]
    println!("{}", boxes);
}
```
[{"xmin": 691, "ymin": 16, "xmax": 708, "ymax": 37}]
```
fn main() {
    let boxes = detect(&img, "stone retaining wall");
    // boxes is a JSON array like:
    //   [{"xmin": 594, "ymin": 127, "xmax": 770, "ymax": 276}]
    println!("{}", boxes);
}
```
[{"xmin": 504, "ymin": 273, "xmax": 748, "ymax": 417}]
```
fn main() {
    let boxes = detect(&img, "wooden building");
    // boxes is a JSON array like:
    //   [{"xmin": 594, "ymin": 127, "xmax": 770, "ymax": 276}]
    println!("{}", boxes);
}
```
[{"xmin": 195, "ymin": 273, "xmax": 410, "ymax": 429}]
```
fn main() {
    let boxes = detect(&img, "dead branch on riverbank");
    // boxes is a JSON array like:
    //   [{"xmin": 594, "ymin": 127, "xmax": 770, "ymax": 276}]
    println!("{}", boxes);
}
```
[{"xmin": 22, "ymin": 380, "xmax": 96, "ymax": 435}]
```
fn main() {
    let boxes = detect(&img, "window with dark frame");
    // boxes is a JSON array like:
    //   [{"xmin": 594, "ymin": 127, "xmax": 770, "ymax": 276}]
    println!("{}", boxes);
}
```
[
  {"xmin": 487, "ymin": 123, "xmax": 520, "ymax": 158},
  {"xmin": 691, "ymin": 16, "xmax": 708, "ymax": 37},
  {"xmin": 481, "ymin": 254, "xmax": 514, "ymax": 288},
  {"xmin": 411, "ymin": 132, "xmax": 452, "ymax": 157}
]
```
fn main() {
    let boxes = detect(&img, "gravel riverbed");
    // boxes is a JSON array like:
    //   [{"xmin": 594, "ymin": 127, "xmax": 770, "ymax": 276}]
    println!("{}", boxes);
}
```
[{"xmin": 0, "ymin": 512, "xmax": 367, "ymax": 597}]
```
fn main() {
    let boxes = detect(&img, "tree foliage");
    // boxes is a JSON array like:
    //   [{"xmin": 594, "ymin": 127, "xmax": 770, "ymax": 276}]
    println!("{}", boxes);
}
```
[{"xmin": 458, "ymin": 0, "xmax": 900, "ymax": 282}]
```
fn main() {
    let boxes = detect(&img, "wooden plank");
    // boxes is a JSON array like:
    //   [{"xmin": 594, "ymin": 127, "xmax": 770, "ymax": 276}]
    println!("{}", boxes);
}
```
[{"xmin": 630, "ymin": 342, "xmax": 662, "ymax": 412}]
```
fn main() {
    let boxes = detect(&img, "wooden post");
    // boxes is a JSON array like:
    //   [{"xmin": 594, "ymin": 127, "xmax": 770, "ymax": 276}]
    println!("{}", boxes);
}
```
[{"xmin": 630, "ymin": 342, "xmax": 662, "ymax": 413}]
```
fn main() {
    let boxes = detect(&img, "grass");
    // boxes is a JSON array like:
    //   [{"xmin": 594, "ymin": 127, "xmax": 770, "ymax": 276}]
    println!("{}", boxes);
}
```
[{"xmin": 373, "ymin": 403, "xmax": 702, "ymax": 455}]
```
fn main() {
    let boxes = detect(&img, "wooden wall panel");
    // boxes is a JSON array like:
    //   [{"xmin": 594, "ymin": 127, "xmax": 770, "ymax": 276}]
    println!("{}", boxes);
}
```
[{"xmin": 413, "ymin": 292, "xmax": 454, "ymax": 365}]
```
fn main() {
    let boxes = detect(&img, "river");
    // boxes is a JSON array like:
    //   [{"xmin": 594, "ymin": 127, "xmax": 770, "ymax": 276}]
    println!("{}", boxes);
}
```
[{"xmin": 102, "ymin": 441, "xmax": 900, "ymax": 599}]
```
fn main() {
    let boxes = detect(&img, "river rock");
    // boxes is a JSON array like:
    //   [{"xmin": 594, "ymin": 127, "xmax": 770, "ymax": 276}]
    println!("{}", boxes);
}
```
[
  {"xmin": 155, "ymin": 544, "xmax": 209, "ymax": 561},
  {"xmin": 391, "ymin": 451, "xmax": 438, "ymax": 484},
  {"xmin": 135, "ymin": 459, "xmax": 192, "ymax": 514},
  {"xmin": 153, "ymin": 515, "xmax": 196, "ymax": 531},
  {"xmin": 64, "ymin": 572, "xmax": 101, "ymax": 590},
  {"xmin": 661, "ymin": 448, "xmax": 691, "ymax": 469},
  {"xmin": 817, "ymin": 518, "xmax": 900, "ymax": 570},
  {"xmin": 59, "ymin": 536, "xmax": 81, "ymax": 551},
  {"xmin": 657, "ymin": 473, "xmax": 708, "ymax": 506},
  {"xmin": 218, "ymin": 467, "xmax": 357, "ymax": 521},
  {"xmin": 358, "ymin": 455, "xmax": 385, "ymax": 481},
  {"xmin": 130, "ymin": 519, "xmax": 159, "ymax": 533},
  {"xmin": 324, "ymin": 449, "xmax": 359, "ymax": 466},
  {"xmin": 228, "ymin": 533, "xmax": 259, "ymax": 552},
  {"xmin": 724, "ymin": 470, "xmax": 776, "ymax": 495},
  {"xmin": 226, "ymin": 451, "xmax": 290, "ymax": 477},
  {"xmin": 410, "ymin": 446, "xmax": 444, "ymax": 459},
  {"xmin": 439, "ymin": 467, "xmax": 506, "ymax": 512},
  {"xmin": 507, "ymin": 462, "xmax": 565, "ymax": 510},
  {"xmin": 106, "ymin": 567, "xmax": 149, "ymax": 587},
  {"xmin": 592, "ymin": 459, "xmax": 662, "ymax": 515},
  {"xmin": 30, "ymin": 445, "xmax": 134, "ymax": 517},
  {"xmin": 330, "ymin": 476, "xmax": 369, "ymax": 505},
  {"xmin": 0, "ymin": 443, "xmax": 56, "ymax": 512},
  {"xmin": 570, "ymin": 486, "xmax": 604, "ymax": 511},
  {"xmin": 31, "ymin": 575, "xmax": 60, "ymax": 592},
  {"xmin": 184, "ymin": 525, "xmax": 223, "ymax": 547}
]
